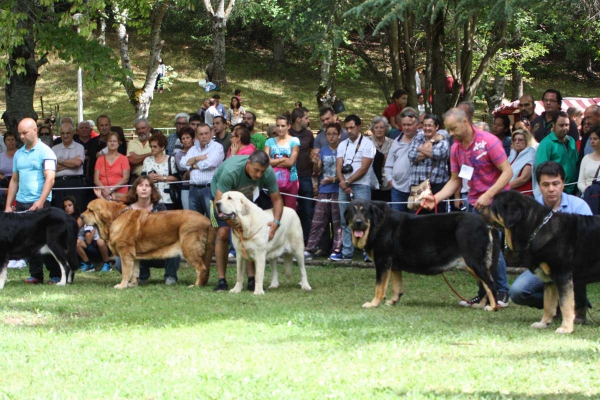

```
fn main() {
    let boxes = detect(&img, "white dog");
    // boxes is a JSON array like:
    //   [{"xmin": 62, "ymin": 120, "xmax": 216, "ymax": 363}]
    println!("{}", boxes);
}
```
[{"xmin": 215, "ymin": 191, "xmax": 311, "ymax": 295}]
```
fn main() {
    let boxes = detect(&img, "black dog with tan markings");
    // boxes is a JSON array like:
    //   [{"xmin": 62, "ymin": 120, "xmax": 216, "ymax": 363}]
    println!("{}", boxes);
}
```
[
  {"xmin": 345, "ymin": 200, "xmax": 500, "ymax": 310},
  {"xmin": 486, "ymin": 190, "xmax": 600, "ymax": 334}
]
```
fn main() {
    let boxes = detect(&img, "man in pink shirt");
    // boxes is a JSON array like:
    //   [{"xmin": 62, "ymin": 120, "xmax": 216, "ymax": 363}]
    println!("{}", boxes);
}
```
[{"xmin": 423, "ymin": 108, "xmax": 513, "ymax": 307}]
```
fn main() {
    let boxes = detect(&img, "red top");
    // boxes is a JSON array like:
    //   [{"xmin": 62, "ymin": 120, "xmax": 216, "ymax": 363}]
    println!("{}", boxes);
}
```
[
  {"xmin": 382, "ymin": 102, "xmax": 403, "ymax": 124},
  {"xmin": 95, "ymin": 154, "xmax": 130, "ymax": 194}
]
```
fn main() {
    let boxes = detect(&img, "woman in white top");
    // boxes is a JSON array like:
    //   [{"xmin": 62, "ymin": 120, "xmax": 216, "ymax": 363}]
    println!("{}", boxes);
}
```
[
  {"xmin": 227, "ymin": 96, "xmax": 245, "ymax": 125},
  {"xmin": 141, "ymin": 132, "xmax": 179, "ymax": 209},
  {"xmin": 578, "ymin": 126, "xmax": 600, "ymax": 193}
]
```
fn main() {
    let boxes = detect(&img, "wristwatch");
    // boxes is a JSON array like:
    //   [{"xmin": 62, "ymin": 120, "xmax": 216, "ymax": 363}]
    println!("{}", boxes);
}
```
[{"xmin": 163, "ymin": 175, "xmax": 167, "ymax": 182}]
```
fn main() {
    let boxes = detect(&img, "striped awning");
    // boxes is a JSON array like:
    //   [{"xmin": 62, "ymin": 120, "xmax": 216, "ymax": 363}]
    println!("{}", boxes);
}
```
[{"xmin": 494, "ymin": 97, "xmax": 600, "ymax": 116}]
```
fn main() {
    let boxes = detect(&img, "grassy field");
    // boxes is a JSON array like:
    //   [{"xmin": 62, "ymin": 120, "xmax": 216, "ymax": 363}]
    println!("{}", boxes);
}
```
[
  {"xmin": 0, "ymin": 263, "xmax": 599, "ymax": 399},
  {"xmin": 0, "ymin": 33, "xmax": 598, "ymax": 133}
]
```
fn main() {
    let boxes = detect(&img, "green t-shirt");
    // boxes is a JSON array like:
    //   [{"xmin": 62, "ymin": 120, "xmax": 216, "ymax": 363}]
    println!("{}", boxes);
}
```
[
  {"xmin": 211, "ymin": 155, "xmax": 279, "ymax": 200},
  {"xmin": 250, "ymin": 133, "xmax": 267, "ymax": 151},
  {"xmin": 536, "ymin": 131, "xmax": 578, "ymax": 194}
]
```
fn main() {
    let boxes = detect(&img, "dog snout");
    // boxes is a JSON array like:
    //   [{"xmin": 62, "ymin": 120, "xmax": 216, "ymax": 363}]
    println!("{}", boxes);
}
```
[{"xmin": 353, "ymin": 219, "xmax": 366, "ymax": 230}]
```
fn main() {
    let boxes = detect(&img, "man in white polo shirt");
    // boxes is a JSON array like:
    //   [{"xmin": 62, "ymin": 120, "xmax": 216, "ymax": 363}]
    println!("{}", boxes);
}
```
[{"xmin": 52, "ymin": 121, "xmax": 86, "ymax": 209}]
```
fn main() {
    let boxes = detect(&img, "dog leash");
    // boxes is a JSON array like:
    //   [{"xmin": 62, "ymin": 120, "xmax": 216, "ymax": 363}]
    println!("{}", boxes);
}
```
[
  {"xmin": 232, "ymin": 225, "xmax": 263, "ymax": 259},
  {"xmin": 523, "ymin": 209, "xmax": 556, "ymax": 251},
  {"xmin": 415, "ymin": 198, "xmax": 467, "ymax": 302}
]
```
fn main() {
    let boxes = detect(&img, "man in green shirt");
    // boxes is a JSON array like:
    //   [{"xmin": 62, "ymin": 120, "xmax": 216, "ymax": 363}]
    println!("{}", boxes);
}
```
[
  {"xmin": 243, "ymin": 111, "xmax": 267, "ymax": 151},
  {"xmin": 536, "ymin": 111, "xmax": 578, "ymax": 194},
  {"xmin": 211, "ymin": 151, "xmax": 284, "ymax": 291}
]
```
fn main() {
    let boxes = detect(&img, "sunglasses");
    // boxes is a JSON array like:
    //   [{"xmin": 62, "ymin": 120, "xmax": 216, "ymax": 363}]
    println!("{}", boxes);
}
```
[{"xmin": 401, "ymin": 112, "xmax": 417, "ymax": 118}]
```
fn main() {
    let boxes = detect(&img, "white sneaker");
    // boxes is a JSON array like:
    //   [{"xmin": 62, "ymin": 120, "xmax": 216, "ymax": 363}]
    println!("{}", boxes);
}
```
[{"xmin": 228, "ymin": 252, "xmax": 236, "ymax": 259}]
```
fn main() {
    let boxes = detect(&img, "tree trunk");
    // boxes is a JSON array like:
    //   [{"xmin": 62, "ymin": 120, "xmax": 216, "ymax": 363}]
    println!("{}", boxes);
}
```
[
  {"xmin": 203, "ymin": 0, "xmax": 236, "ymax": 87},
  {"xmin": 511, "ymin": 63, "xmax": 523, "ymax": 101},
  {"xmin": 316, "ymin": 44, "xmax": 337, "ymax": 109},
  {"xmin": 273, "ymin": 35, "xmax": 285, "ymax": 66},
  {"xmin": 430, "ymin": 8, "xmax": 447, "ymax": 115},
  {"xmin": 387, "ymin": 19, "xmax": 403, "ymax": 92},
  {"xmin": 115, "ymin": 2, "xmax": 167, "ymax": 119},
  {"xmin": 400, "ymin": 11, "xmax": 417, "ymax": 108},
  {"xmin": 2, "ymin": 1, "xmax": 46, "ymax": 137},
  {"xmin": 482, "ymin": 74, "xmax": 506, "ymax": 121}
]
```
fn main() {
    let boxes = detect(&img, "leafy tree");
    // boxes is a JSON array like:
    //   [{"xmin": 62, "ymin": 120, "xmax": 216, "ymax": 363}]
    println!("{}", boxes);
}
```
[
  {"xmin": 201, "ymin": 0, "xmax": 237, "ymax": 86},
  {"xmin": 0, "ymin": 0, "xmax": 120, "ymax": 133}
]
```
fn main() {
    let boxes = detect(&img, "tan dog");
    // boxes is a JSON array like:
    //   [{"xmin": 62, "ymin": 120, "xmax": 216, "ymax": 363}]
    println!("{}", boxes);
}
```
[
  {"xmin": 82, "ymin": 198, "xmax": 215, "ymax": 289},
  {"xmin": 215, "ymin": 191, "xmax": 311, "ymax": 295}
]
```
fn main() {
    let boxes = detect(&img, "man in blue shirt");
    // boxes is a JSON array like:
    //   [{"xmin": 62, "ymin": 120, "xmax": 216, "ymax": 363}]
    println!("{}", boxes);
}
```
[
  {"xmin": 509, "ymin": 161, "xmax": 591, "ymax": 323},
  {"xmin": 4, "ymin": 118, "xmax": 59, "ymax": 284}
]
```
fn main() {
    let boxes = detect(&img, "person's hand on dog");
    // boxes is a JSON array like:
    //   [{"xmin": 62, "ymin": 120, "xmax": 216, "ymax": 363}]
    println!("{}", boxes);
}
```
[
  {"xmin": 474, "ymin": 193, "xmax": 492, "ymax": 212},
  {"xmin": 30, "ymin": 199, "xmax": 44, "ymax": 211},
  {"xmin": 267, "ymin": 221, "xmax": 278, "ymax": 240}
]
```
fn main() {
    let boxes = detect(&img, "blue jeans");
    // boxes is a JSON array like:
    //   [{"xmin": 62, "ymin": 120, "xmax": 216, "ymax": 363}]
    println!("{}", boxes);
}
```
[
  {"xmin": 510, "ymin": 270, "xmax": 589, "ymax": 309},
  {"xmin": 115, "ymin": 257, "xmax": 180, "ymax": 281},
  {"xmin": 467, "ymin": 203, "xmax": 509, "ymax": 294},
  {"xmin": 296, "ymin": 176, "xmax": 315, "ymax": 244},
  {"xmin": 390, "ymin": 188, "xmax": 409, "ymax": 212},
  {"xmin": 338, "ymin": 184, "xmax": 371, "ymax": 257},
  {"xmin": 189, "ymin": 186, "xmax": 212, "ymax": 217}
]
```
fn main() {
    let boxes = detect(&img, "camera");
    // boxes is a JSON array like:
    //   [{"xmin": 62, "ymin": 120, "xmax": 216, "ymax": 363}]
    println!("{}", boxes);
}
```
[{"xmin": 341, "ymin": 164, "xmax": 354, "ymax": 174}]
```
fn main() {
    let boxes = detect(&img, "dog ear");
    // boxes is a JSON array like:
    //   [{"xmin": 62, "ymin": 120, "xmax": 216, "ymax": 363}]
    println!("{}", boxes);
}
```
[
  {"xmin": 369, "ymin": 203, "xmax": 386, "ymax": 228},
  {"xmin": 239, "ymin": 197, "xmax": 250, "ymax": 216}
]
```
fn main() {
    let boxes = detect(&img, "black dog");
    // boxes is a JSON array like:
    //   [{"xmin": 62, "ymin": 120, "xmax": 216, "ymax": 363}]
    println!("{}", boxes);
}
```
[
  {"xmin": 345, "ymin": 200, "xmax": 500, "ymax": 310},
  {"xmin": 487, "ymin": 190, "xmax": 600, "ymax": 334},
  {"xmin": 0, "ymin": 208, "xmax": 79, "ymax": 288}
]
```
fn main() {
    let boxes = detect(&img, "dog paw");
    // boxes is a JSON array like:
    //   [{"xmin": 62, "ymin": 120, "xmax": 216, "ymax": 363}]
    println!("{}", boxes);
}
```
[
  {"xmin": 483, "ymin": 305, "xmax": 497, "ymax": 312},
  {"xmin": 114, "ymin": 283, "xmax": 128, "ymax": 289},
  {"xmin": 268, "ymin": 282, "xmax": 279, "ymax": 289},
  {"xmin": 299, "ymin": 282, "xmax": 312, "ymax": 291},
  {"xmin": 362, "ymin": 301, "xmax": 379, "ymax": 308},
  {"xmin": 127, "ymin": 282, "xmax": 138, "ymax": 288},
  {"xmin": 229, "ymin": 284, "xmax": 243, "ymax": 294},
  {"xmin": 384, "ymin": 300, "xmax": 397, "ymax": 306},
  {"xmin": 56, "ymin": 281, "xmax": 66, "ymax": 287},
  {"xmin": 555, "ymin": 326, "xmax": 573, "ymax": 334},
  {"xmin": 253, "ymin": 288, "xmax": 265, "ymax": 295},
  {"xmin": 530, "ymin": 321, "xmax": 550, "ymax": 329}
]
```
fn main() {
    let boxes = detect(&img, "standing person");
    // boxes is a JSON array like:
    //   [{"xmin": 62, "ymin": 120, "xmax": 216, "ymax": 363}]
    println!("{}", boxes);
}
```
[
  {"xmin": 492, "ymin": 115, "xmax": 512, "ymax": 156},
  {"xmin": 4, "ymin": 118, "xmax": 60, "ymax": 284},
  {"xmin": 368, "ymin": 116, "xmax": 394, "ymax": 202},
  {"xmin": 212, "ymin": 116, "xmax": 230, "ymax": 157},
  {"xmin": 384, "ymin": 108, "xmax": 421, "ymax": 212},
  {"xmin": 38, "ymin": 125, "xmax": 54, "ymax": 147},
  {"xmin": 578, "ymin": 126, "xmax": 600, "ymax": 195},
  {"xmin": 174, "ymin": 127, "xmax": 195, "ymax": 210},
  {"xmin": 305, "ymin": 123, "xmax": 343, "ymax": 259},
  {"xmin": 243, "ymin": 111, "xmax": 267, "ymax": 151},
  {"xmin": 532, "ymin": 89, "xmax": 579, "ymax": 143},
  {"xmin": 204, "ymin": 99, "xmax": 221, "ymax": 128},
  {"xmin": 155, "ymin": 58, "xmax": 165, "ymax": 93},
  {"xmin": 127, "ymin": 118, "xmax": 153, "ymax": 180},
  {"xmin": 210, "ymin": 151, "xmax": 284, "ymax": 291},
  {"xmin": 94, "ymin": 132, "xmax": 130, "ymax": 200},
  {"xmin": 197, "ymin": 99, "xmax": 210, "ymax": 123},
  {"xmin": 407, "ymin": 113, "xmax": 450, "ymax": 211},
  {"xmin": 181, "ymin": 123, "xmax": 224, "ymax": 218},
  {"xmin": 509, "ymin": 161, "xmax": 592, "ymax": 324},
  {"xmin": 289, "ymin": 107, "xmax": 315, "ymax": 242},
  {"xmin": 512, "ymin": 118, "xmax": 531, "ymax": 134},
  {"xmin": 88, "ymin": 115, "xmax": 127, "ymax": 180},
  {"xmin": 141, "ymin": 133, "xmax": 179, "ymax": 210},
  {"xmin": 518, "ymin": 94, "xmax": 538, "ymax": 123},
  {"xmin": 313, "ymin": 108, "xmax": 348, "ymax": 152},
  {"xmin": 581, "ymin": 105, "xmax": 600, "ymax": 158},
  {"xmin": 536, "ymin": 111, "xmax": 578, "ymax": 194},
  {"xmin": 166, "ymin": 113, "xmax": 188, "ymax": 156},
  {"xmin": 51, "ymin": 122, "xmax": 86, "ymax": 209},
  {"xmin": 383, "ymin": 89, "xmax": 408, "ymax": 129},
  {"xmin": 234, "ymin": 88, "xmax": 242, "ymax": 104},
  {"xmin": 421, "ymin": 108, "xmax": 513, "ymax": 308},
  {"xmin": 227, "ymin": 97, "xmax": 245, "ymax": 126},
  {"xmin": 213, "ymin": 94, "xmax": 227, "ymax": 119},
  {"xmin": 508, "ymin": 129, "xmax": 536, "ymax": 195},
  {"xmin": 0, "ymin": 132, "xmax": 17, "ymax": 210},
  {"xmin": 265, "ymin": 114, "xmax": 300, "ymax": 210},
  {"xmin": 227, "ymin": 124, "xmax": 256, "ymax": 158},
  {"xmin": 331, "ymin": 114, "xmax": 375, "ymax": 261}
]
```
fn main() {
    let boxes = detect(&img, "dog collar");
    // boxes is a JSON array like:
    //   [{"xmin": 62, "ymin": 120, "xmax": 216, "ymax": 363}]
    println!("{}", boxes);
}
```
[
  {"xmin": 524, "ymin": 209, "xmax": 556, "ymax": 251},
  {"xmin": 118, "ymin": 206, "xmax": 132, "ymax": 217}
]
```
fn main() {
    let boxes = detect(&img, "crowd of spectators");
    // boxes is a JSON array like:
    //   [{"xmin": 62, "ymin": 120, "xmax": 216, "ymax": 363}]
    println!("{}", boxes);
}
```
[{"xmin": 1, "ymin": 88, "xmax": 598, "ymax": 320}]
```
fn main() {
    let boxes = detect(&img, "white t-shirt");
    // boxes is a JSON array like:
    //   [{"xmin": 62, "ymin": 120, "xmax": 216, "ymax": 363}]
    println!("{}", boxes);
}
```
[{"xmin": 336, "ymin": 134, "xmax": 376, "ymax": 186}]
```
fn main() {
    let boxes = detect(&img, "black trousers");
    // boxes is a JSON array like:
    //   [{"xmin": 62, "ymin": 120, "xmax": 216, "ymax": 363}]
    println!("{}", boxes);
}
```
[{"xmin": 16, "ymin": 201, "xmax": 61, "ymax": 282}]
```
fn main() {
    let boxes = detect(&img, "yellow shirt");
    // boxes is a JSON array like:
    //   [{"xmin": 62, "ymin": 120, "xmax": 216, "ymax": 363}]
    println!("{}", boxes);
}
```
[{"xmin": 127, "ymin": 138, "xmax": 151, "ymax": 176}]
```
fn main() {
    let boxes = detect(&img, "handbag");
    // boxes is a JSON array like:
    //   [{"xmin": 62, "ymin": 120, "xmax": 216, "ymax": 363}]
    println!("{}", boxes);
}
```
[
  {"xmin": 583, "ymin": 164, "xmax": 600, "ymax": 215},
  {"xmin": 407, "ymin": 178, "xmax": 432, "ymax": 211},
  {"xmin": 273, "ymin": 166, "xmax": 294, "ymax": 192},
  {"xmin": 167, "ymin": 156, "xmax": 183, "ymax": 209}
]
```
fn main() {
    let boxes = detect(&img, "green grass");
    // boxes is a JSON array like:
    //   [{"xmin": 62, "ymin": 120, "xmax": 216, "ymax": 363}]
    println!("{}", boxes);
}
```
[{"xmin": 1, "ymin": 264, "xmax": 599, "ymax": 399}]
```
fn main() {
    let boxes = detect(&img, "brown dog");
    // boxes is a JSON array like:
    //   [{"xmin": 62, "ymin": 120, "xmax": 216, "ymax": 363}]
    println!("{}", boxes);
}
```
[{"xmin": 81, "ymin": 198, "xmax": 215, "ymax": 289}]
